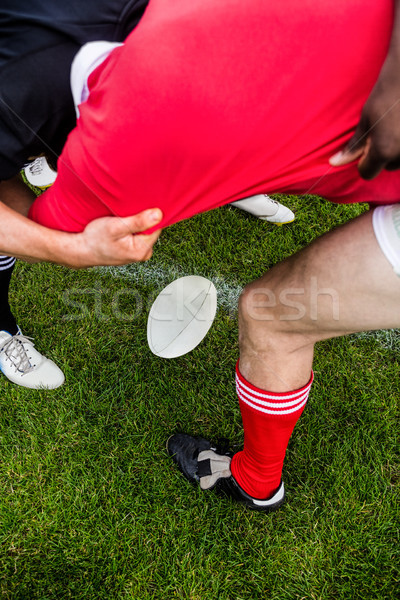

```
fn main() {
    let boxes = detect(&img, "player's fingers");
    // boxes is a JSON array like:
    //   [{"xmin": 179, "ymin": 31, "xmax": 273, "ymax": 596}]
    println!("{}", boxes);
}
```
[
  {"xmin": 385, "ymin": 159, "xmax": 400, "ymax": 171},
  {"xmin": 329, "ymin": 124, "xmax": 366, "ymax": 167},
  {"xmin": 357, "ymin": 145, "xmax": 387, "ymax": 180},
  {"xmin": 119, "ymin": 208, "xmax": 163, "ymax": 235},
  {"xmin": 133, "ymin": 228, "xmax": 162, "ymax": 260}
]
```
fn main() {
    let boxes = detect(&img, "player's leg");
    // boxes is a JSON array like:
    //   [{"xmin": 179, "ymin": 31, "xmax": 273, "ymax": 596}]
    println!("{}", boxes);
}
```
[
  {"xmin": 0, "ymin": 257, "xmax": 18, "ymax": 335},
  {"xmin": 0, "ymin": 178, "xmax": 64, "ymax": 389},
  {"xmin": 168, "ymin": 207, "xmax": 400, "ymax": 509},
  {"xmin": 0, "ymin": 174, "xmax": 36, "ymax": 217},
  {"xmin": 231, "ymin": 207, "xmax": 400, "ymax": 503},
  {"xmin": 239, "ymin": 207, "xmax": 400, "ymax": 391},
  {"xmin": 0, "ymin": 258, "xmax": 65, "ymax": 389}
]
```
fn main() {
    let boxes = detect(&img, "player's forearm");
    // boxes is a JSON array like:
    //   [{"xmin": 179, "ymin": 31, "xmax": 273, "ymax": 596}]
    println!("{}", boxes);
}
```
[
  {"xmin": 0, "ymin": 200, "xmax": 84, "ymax": 264},
  {"xmin": 0, "ymin": 178, "xmax": 163, "ymax": 267},
  {"xmin": 0, "ymin": 175, "xmax": 82, "ymax": 264}
]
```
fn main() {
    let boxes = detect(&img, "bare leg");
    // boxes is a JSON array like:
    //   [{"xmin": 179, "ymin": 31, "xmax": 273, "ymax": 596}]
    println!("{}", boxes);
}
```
[
  {"xmin": 0, "ymin": 174, "xmax": 36, "ymax": 217},
  {"xmin": 167, "ymin": 209, "xmax": 400, "ymax": 508},
  {"xmin": 227, "ymin": 209, "xmax": 400, "ymax": 501},
  {"xmin": 239, "ymin": 210, "xmax": 400, "ymax": 391}
]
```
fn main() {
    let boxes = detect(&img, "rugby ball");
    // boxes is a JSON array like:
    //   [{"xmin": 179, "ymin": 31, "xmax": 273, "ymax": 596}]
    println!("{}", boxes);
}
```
[{"xmin": 147, "ymin": 276, "xmax": 217, "ymax": 358}]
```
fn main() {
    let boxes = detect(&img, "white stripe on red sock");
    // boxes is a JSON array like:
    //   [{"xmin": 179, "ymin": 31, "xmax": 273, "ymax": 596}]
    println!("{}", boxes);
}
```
[
  {"xmin": 231, "ymin": 363, "xmax": 314, "ymax": 499},
  {"xmin": 235, "ymin": 366, "xmax": 313, "ymax": 416}
]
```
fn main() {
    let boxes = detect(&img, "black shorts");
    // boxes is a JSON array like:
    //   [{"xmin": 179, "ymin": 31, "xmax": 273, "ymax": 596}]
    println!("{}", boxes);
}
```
[{"xmin": 0, "ymin": 0, "xmax": 149, "ymax": 179}]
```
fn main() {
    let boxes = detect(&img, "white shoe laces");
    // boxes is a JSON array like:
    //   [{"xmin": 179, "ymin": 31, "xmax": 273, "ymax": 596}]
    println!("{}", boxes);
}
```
[
  {"xmin": 27, "ymin": 157, "xmax": 45, "ymax": 175},
  {"xmin": 0, "ymin": 334, "xmax": 36, "ymax": 374},
  {"xmin": 267, "ymin": 198, "xmax": 279, "ymax": 213}
]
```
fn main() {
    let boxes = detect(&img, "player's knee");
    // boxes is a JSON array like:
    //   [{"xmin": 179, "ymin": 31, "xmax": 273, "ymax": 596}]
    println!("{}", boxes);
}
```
[
  {"xmin": 239, "ymin": 279, "xmax": 291, "ymax": 360},
  {"xmin": 239, "ymin": 279, "xmax": 279, "ymax": 328},
  {"xmin": 238, "ymin": 268, "xmax": 311, "ymax": 348}
]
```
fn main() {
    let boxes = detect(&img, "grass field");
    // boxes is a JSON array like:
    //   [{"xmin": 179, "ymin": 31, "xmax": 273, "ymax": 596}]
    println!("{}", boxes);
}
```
[{"xmin": 0, "ymin": 195, "xmax": 399, "ymax": 599}]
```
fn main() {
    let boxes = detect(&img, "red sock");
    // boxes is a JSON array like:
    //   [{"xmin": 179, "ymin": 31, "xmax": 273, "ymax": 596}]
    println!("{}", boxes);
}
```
[{"xmin": 231, "ymin": 362, "xmax": 313, "ymax": 499}]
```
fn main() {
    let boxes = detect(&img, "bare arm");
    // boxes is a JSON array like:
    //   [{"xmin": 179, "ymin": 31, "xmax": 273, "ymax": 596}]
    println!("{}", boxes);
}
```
[
  {"xmin": 330, "ymin": 0, "xmax": 400, "ymax": 179},
  {"xmin": 0, "ymin": 176, "xmax": 163, "ymax": 268}
]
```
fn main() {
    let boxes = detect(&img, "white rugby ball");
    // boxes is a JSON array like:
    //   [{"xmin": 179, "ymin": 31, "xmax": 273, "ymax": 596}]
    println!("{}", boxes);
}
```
[{"xmin": 147, "ymin": 276, "xmax": 217, "ymax": 358}]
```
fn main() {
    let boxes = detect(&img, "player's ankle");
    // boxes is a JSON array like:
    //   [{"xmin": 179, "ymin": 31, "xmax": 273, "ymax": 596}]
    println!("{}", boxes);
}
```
[{"xmin": 231, "ymin": 451, "xmax": 281, "ymax": 500}]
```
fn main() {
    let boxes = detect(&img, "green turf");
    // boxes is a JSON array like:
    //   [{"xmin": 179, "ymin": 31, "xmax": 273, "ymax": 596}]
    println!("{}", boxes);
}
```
[{"xmin": 0, "ymin": 195, "xmax": 398, "ymax": 599}]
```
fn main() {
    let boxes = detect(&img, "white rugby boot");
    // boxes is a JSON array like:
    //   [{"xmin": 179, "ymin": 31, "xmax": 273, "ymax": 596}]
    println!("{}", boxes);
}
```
[
  {"xmin": 231, "ymin": 194, "xmax": 295, "ymax": 225},
  {"xmin": 24, "ymin": 156, "xmax": 57, "ymax": 189},
  {"xmin": 0, "ymin": 329, "xmax": 64, "ymax": 389}
]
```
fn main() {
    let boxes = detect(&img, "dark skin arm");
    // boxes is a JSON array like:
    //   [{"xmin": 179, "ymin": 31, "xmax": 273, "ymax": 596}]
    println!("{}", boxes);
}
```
[{"xmin": 330, "ymin": 0, "xmax": 400, "ymax": 180}]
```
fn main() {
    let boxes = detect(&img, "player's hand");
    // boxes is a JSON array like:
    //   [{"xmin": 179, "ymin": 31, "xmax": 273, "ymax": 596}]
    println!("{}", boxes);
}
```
[
  {"xmin": 329, "ymin": 58, "xmax": 400, "ymax": 180},
  {"xmin": 75, "ymin": 208, "xmax": 163, "ymax": 268}
]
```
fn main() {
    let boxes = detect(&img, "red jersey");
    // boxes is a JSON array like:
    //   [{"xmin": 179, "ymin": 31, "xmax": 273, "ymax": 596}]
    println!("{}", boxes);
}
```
[{"xmin": 29, "ymin": 0, "xmax": 399, "ymax": 233}]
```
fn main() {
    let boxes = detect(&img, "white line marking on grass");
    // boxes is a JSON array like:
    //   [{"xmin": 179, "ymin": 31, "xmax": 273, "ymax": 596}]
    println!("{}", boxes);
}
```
[
  {"xmin": 350, "ymin": 330, "xmax": 400, "ymax": 353},
  {"xmin": 98, "ymin": 263, "xmax": 242, "ymax": 314},
  {"xmin": 98, "ymin": 265, "xmax": 400, "ymax": 352}
]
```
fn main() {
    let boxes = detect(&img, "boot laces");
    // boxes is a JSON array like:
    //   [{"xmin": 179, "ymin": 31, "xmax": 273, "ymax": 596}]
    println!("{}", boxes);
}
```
[
  {"xmin": 0, "ymin": 334, "xmax": 35, "ymax": 374},
  {"xmin": 28, "ymin": 157, "xmax": 45, "ymax": 176}
]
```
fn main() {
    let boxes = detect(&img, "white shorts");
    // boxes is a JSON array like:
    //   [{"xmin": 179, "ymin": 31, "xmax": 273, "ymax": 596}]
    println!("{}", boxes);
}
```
[
  {"xmin": 70, "ymin": 41, "xmax": 122, "ymax": 118},
  {"xmin": 372, "ymin": 204, "xmax": 400, "ymax": 277}
]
